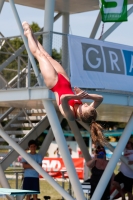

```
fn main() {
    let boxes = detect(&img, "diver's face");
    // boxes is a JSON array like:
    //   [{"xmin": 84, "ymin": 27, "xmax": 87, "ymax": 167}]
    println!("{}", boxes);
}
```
[{"xmin": 80, "ymin": 103, "xmax": 92, "ymax": 115}]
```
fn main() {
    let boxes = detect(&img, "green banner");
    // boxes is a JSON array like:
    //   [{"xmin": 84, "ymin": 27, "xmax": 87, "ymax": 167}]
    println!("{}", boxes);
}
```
[{"xmin": 99, "ymin": 0, "xmax": 127, "ymax": 22}]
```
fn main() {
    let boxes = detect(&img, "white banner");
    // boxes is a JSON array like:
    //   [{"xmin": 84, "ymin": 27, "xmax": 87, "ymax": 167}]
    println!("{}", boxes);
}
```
[{"xmin": 68, "ymin": 35, "xmax": 133, "ymax": 92}]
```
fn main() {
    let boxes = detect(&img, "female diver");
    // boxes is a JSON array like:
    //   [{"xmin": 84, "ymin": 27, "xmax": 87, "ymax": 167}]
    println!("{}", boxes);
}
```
[{"xmin": 22, "ymin": 22, "xmax": 105, "ymax": 144}]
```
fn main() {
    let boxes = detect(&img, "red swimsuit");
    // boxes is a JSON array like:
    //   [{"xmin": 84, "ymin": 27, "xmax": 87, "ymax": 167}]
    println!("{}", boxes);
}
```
[{"xmin": 50, "ymin": 74, "xmax": 82, "ymax": 108}]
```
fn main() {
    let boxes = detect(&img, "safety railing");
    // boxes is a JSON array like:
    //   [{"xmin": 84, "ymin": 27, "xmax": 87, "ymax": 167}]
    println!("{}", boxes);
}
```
[{"xmin": 5, "ymin": 170, "xmax": 24, "ymax": 189}]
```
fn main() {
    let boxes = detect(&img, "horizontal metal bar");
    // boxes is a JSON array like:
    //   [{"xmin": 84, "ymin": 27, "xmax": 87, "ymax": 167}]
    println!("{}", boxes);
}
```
[{"xmin": 0, "ymin": 51, "xmax": 27, "ymax": 57}]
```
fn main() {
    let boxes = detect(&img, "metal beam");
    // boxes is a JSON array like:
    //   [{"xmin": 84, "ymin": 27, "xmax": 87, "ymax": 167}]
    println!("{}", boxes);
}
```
[
  {"xmin": 0, "ymin": 165, "xmax": 14, "ymax": 200},
  {"xmin": 0, "ymin": 45, "xmax": 25, "ymax": 72},
  {"xmin": 54, "ymin": 12, "xmax": 62, "ymax": 21},
  {"xmin": 0, "ymin": 0, "xmax": 5, "ymax": 14},
  {"xmin": 62, "ymin": 13, "xmax": 70, "ymax": 76},
  {"xmin": 43, "ymin": 0, "xmax": 55, "ymax": 55},
  {"xmin": 39, "ymin": 113, "xmax": 63, "ymax": 157},
  {"xmin": 1, "ymin": 116, "xmax": 49, "ymax": 170},
  {"xmin": 90, "ymin": 11, "xmax": 101, "ymax": 39},
  {"xmin": 68, "ymin": 120, "xmax": 91, "ymax": 162},
  {"xmin": 0, "ymin": 87, "xmax": 53, "ymax": 102},
  {"xmin": 0, "ymin": 107, "xmax": 15, "ymax": 122},
  {"xmin": 0, "ymin": 127, "xmax": 74, "ymax": 200}
]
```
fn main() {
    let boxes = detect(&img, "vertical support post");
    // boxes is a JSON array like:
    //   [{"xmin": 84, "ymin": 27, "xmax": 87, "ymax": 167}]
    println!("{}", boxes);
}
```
[
  {"xmin": 26, "ymin": 58, "xmax": 31, "ymax": 87},
  {"xmin": 9, "ymin": 1, "xmax": 85, "ymax": 199},
  {"xmin": 43, "ymin": 0, "xmax": 55, "ymax": 55},
  {"xmin": 62, "ymin": 13, "xmax": 70, "ymax": 76},
  {"xmin": 17, "ymin": 56, "xmax": 20, "ymax": 88},
  {"xmin": 91, "ymin": 113, "xmax": 133, "ymax": 200},
  {"xmin": 16, "ymin": 172, "xmax": 18, "ymax": 189},
  {"xmin": 89, "ymin": 137, "xmax": 92, "ymax": 155},
  {"xmin": 0, "ymin": 0, "xmax": 5, "ymax": 14}
]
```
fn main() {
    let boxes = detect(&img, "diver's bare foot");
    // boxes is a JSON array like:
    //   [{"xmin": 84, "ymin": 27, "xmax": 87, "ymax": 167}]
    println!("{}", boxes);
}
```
[{"xmin": 22, "ymin": 21, "xmax": 32, "ymax": 37}]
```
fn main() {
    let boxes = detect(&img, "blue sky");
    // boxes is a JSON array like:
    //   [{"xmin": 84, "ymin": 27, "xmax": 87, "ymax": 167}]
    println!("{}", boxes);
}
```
[{"xmin": 0, "ymin": 2, "xmax": 133, "ymax": 47}]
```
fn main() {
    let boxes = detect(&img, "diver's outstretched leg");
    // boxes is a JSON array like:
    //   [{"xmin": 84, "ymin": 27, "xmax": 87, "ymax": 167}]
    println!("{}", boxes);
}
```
[
  {"xmin": 22, "ymin": 21, "xmax": 58, "ymax": 89},
  {"xmin": 22, "ymin": 21, "xmax": 69, "ymax": 80}
]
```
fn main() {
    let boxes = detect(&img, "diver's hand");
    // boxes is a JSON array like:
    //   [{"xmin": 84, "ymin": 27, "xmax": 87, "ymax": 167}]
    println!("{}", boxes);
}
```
[
  {"xmin": 74, "ymin": 87, "xmax": 84, "ymax": 94},
  {"xmin": 74, "ymin": 87, "xmax": 89, "ymax": 99}
]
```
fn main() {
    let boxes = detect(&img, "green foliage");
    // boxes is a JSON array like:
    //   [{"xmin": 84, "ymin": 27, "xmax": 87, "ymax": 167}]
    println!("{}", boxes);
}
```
[
  {"xmin": 52, "ymin": 48, "xmax": 61, "ymax": 61},
  {"xmin": 31, "ymin": 22, "xmax": 42, "ymax": 44},
  {"xmin": 30, "ymin": 22, "xmax": 41, "ymax": 32},
  {"xmin": 10, "ymin": 37, "xmax": 24, "ymax": 50}
]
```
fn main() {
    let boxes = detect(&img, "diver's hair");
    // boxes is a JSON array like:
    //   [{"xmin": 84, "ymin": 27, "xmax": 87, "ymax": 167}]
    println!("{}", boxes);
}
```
[
  {"xmin": 90, "ymin": 122, "xmax": 106, "ymax": 145},
  {"xmin": 79, "ymin": 107, "xmax": 97, "ymax": 124},
  {"xmin": 78, "ymin": 107, "xmax": 106, "ymax": 145}
]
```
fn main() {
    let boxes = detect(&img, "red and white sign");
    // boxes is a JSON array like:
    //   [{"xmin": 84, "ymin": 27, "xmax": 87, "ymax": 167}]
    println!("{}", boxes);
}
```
[{"xmin": 41, "ymin": 158, "xmax": 84, "ymax": 179}]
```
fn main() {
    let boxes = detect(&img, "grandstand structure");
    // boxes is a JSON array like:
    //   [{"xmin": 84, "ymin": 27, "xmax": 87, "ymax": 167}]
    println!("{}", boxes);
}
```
[{"xmin": 0, "ymin": 0, "xmax": 133, "ymax": 199}]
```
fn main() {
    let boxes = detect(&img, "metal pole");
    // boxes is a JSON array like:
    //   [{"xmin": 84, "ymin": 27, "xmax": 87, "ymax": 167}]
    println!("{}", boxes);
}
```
[
  {"xmin": 0, "ymin": 0, "xmax": 5, "ymax": 14},
  {"xmin": 0, "ymin": 45, "xmax": 25, "ymax": 72},
  {"xmin": 26, "ymin": 58, "xmax": 31, "ymax": 87},
  {"xmin": 9, "ymin": 0, "xmax": 41, "ymax": 86},
  {"xmin": 39, "ymin": 113, "xmax": 63, "ymax": 157},
  {"xmin": 42, "ymin": 1, "xmax": 85, "ymax": 199},
  {"xmin": 17, "ymin": 56, "xmax": 20, "ymax": 88},
  {"xmin": 43, "ymin": 0, "xmax": 55, "ymax": 55},
  {"xmin": 39, "ymin": 128, "xmax": 54, "ymax": 156},
  {"xmin": 16, "ymin": 172, "xmax": 18, "ymax": 189},
  {"xmin": 9, "ymin": 1, "xmax": 85, "ymax": 199},
  {"xmin": 89, "ymin": 137, "xmax": 92, "ymax": 155},
  {"xmin": 54, "ymin": 12, "xmax": 62, "ymax": 21},
  {"xmin": 0, "ymin": 107, "xmax": 14, "ymax": 122},
  {"xmin": 91, "ymin": 112, "xmax": 133, "ymax": 200},
  {"xmin": 0, "ymin": 165, "xmax": 14, "ymax": 200},
  {"xmin": 89, "ymin": 11, "xmax": 101, "ymax": 39},
  {"xmin": 43, "ymin": 101, "xmax": 86, "ymax": 200},
  {"xmin": 27, "ymin": 58, "xmax": 31, "ymax": 87},
  {"xmin": 68, "ymin": 121, "xmax": 91, "ymax": 162},
  {"xmin": 62, "ymin": 13, "xmax": 70, "ymax": 76}
]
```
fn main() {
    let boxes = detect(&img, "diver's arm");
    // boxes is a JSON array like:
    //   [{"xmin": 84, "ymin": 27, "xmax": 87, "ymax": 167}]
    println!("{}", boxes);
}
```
[{"xmin": 74, "ymin": 87, "xmax": 103, "ymax": 108}]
